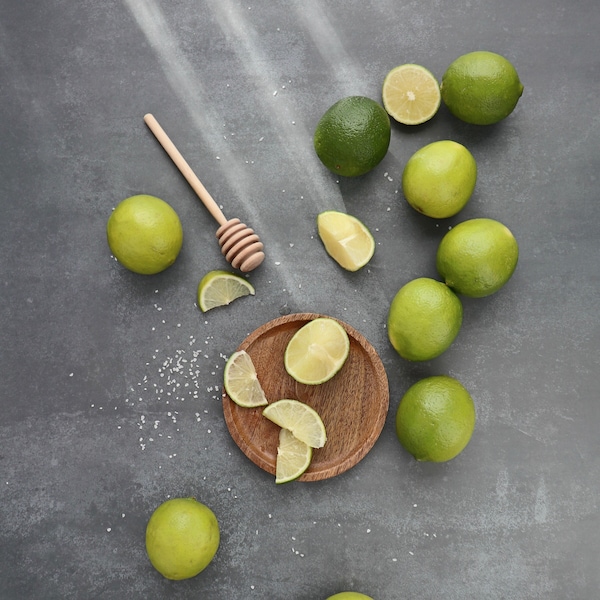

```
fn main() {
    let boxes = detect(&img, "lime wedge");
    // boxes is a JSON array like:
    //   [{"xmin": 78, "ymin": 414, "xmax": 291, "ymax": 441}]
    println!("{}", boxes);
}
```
[
  {"xmin": 223, "ymin": 350, "xmax": 268, "ymax": 408},
  {"xmin": 317, "ymin": 211, "xmax": 375, "ymax": 272},
  {"xmin": 263, "ymin": 399, "xmax": 327, "ymax": 448},
  {"xmin": 284, "ymin": 317, "xmax": 350, "ymax": 385},
  {"xmin": 275, "ymin": 428, "xmax": 313, "ymax": 484},
  {"xmin": 197, "ymin": 270, "xmax": 255, "ymax": 312},
  {"xmin": 382, "ymin": 64, "xmax": 441, "ymax": 125}
]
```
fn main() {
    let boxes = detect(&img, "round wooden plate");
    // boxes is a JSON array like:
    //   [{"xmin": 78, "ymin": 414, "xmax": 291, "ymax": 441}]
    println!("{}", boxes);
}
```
[{"xmin": 222, "ymin": 313, "xmax": 389, "ymax": 481}]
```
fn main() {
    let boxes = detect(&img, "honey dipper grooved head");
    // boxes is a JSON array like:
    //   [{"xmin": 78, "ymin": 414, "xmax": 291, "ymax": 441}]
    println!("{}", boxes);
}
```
[{"xmin": 216, "ymin": 218, "xmax": 265, "ymax": 272}]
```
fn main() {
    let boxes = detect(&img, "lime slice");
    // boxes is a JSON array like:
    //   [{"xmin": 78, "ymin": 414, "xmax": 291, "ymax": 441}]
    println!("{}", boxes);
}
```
[
  {"xmin": 263, "ymin": 399, "xmax": 327, "ymax": 448},
  {"xmin": 275, "ymin": 428, "xmax": 313, "ymax": 484},
  {"xmin": 197, "ymin": 270, "xmax": 255, "ymax": 312},
  {"xmin": 317, "ymin": 211, "xmax": 375, "ymax": 271},
  {"xmin": 223, "ymin": 350, "xmax": 268, "ymax": 408},
  {"xmin": 382, "ymin": 64, "xmax": 441, "ymax": 125},
  {"xmin": 284, "ymin": 317, "xmax": 350, "ymax": 385}
]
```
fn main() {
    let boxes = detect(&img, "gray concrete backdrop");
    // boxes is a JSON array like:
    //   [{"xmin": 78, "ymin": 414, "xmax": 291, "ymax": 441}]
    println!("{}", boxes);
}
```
[{"xmin": 1, "ymin": 0, "xmax": 598, "ymax": 598}]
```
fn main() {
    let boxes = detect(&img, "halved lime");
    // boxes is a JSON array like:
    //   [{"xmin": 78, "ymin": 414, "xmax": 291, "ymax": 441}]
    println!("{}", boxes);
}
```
[
  {"xmin": 275, "ymin": 428, "xmax": 313, "ymax": 484},
  {"xmin": 197, "ymin": 270, "xmax": 255, "ymax": 312},
  {"xmin": 317, "ymin": 211, "xmax": 375, "ymax": 272},
  {"xmin": 284, "ymin": 317, "xmax": 350, "ymax": 385},
  {"xmin": 263, "ymin": 399, "xmax": 327, "ymax": 448},
  {"xmin": 382, "ymin": 64, "xmax": 441, "ymax": 125},
  {"xmin": 223, "ymin": 350, "xmax": 268, "ymax": 408}
]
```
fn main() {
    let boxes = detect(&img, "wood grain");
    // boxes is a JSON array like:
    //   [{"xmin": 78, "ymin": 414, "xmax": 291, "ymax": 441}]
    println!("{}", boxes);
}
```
[{"xmin": 222, "ymin": 313, "xmax": 389, "ymax": 481}]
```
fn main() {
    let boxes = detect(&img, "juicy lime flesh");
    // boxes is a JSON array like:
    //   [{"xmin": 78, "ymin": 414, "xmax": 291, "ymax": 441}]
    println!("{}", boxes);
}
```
[
  {"xmin": 263, "ymin": 399, "xmax": 327, "ymax": 448},
  {"xmin": 145, "ymin": 497, "xmax": 220, "ymax": 580},
  {"xmin": 284, "ymin": 317, "xmax": 350, "ymax": 385},
  {"xmin": 314, "ymin": 96, "xmax": 391, "ymax": 177},
  {"xmin": 107, "ymin": 194, "xmax": 183, "ymax": 275},
  {"xmin": 441, "ymin": 51, "xmax": 524, "ymax": 125},
  {"xmin": 402, "ymin": 140, "xmax": 477, "ymax": 219},
  {"xmin": 275, "ymin": 428, "xmax": 313, "ymax": 484},
  {"xmin": 382, "ymin": 64, "xmax": 441, "ymax": 125},
  {"xmin": 223, "ymin": 350, "xmax": 268, "ymax": 408},
  {"xmin": 436, "ymin": 218, "xmax": 519, "ymax": 297},
  {"xmin": 395, "ymin": 375, "xmax": 476, "ymax": 462},
  {"xmin": 197, "ymin": 270, "xmax": 255, "ymax": 311},
  {"xmin": 317, "ymin": 210, "xmax": 375, "ymax": 271},
  {"xmin": 387, "ymin": 277, "xmax": 463, "ymax": 362}
]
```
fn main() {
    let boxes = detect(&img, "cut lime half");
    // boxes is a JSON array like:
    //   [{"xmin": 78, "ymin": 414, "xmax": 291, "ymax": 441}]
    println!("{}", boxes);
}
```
[
  {"xmin": 284, "ymin": 317, "xmax": 350, "ymax": 385},
  {"xmin": 382, "ymin": 64, "xmax": 441, "ymax": 125}
]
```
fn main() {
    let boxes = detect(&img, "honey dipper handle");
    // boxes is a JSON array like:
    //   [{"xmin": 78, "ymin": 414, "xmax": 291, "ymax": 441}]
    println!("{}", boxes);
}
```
[{"xmin": 144, "ymin": 113, "xmax": 227, "ymax": 226}]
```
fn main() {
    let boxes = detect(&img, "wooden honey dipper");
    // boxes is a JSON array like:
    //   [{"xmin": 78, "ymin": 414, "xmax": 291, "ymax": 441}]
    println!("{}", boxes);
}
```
[{"xmin": 144, "ymin": 113, "xmax": 265, "ymax": 272}]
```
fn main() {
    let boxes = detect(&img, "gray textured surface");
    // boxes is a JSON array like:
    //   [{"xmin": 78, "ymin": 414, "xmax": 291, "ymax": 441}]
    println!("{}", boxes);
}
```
[{"xmin": 1, "ymin": 1, "xmax": 599, "ymax": 598}]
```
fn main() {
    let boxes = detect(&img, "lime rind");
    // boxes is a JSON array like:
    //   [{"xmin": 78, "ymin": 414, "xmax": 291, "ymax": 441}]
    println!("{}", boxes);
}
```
[
  {"xmin": 197, "ymin": 270, "xmax": 255, "ymax": 312},
  {"xmin": 223, "ymin": 350, "xmax": 268, "ymax": 408},
  {"xmin": 275, "ymin": 428, "xmax": 313, "ymax": 484},
  {"xmin": 263, "ymin": 399, "xmax": 327, "ymax": 449}
]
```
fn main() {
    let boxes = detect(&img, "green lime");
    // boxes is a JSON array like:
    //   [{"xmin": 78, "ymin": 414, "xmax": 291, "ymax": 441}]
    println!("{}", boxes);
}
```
[
  {"xmin": 441, "ymin": 51, "xmax": 524, "ymax": 125},
  {"xmin": 326, "ymin": 593, "xmax": 374, "ymax": 600},
  {"xmin": 436, "ymin": 218, "xmax": 519, "ymax": 298},
  {"xmin": 387, "ymin": 277, "xmax": 462, "ymax": 361},
  {"xmin": 145, "ymin": 497, "xmax": 220, "ymax": 580},
  {"xmin": 107, "ymin": 194, "xmax": 183, "ymax": 275},
  {"xmin": 314, "ymin": 96, "xmax": 391, "ymax": 177},
  {"xmin": 396, "ymin": 375, "xmax": 476, "ymax": 462},
  {"xmin": 402, "ymin": 140, "xmax": 477, "ymax": 218}
]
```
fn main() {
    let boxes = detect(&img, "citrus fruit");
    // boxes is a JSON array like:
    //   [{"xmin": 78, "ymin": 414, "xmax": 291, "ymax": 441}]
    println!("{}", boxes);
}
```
[
  {"xmin": 317, "ymin": 210, "xmax": 375, "ymax": 271},
  {"xmin": 223, "ymin": 350, "xmax": 268, "ymax": 408},
  {"xmin": 275, "ymin": 427, "xmax": 313, "ymax": 484},
  {"xmin": 106, "ymin": 194, "xmax": 183, "ymax": 275},
  {"xmin": 440, "ymin": 50, "xmax": 524, "ymax": 125},
  {"xmin": 387, "ymin": 277, "xmax": 462, "ymax": 361},
  {"xmin": 436, "ymin": 218, "xmax": 519, "ymax": 297},
  {"xmin": 284, "ymin": 317, "xmax": 350, "ymax": 385},
  {"xmin": 197, "ymin": 270, "xmax": 255, "ymax": 312},
  {"xmin": 382, "ymin": 63, "xmax": 441, "ymax": 125},
  {"xmin": 263, "ymin": 399, "xmax": 327, "ymax": 448},
  {"xmin": 313, "ymin": 96, "xmax": 391, "ymax": 177},
  {"xmin": 326, "ymin": 593, "xmax": 374, "ymax": 600},
  {"xmin": 145, "ymin": 497, "xmax": 220, "ymax": 580},
  {"xmin": 395, "ymin": 375, "xmax": 476, "ymax": 462},
  {"xmin": 402, "ymin": 140, "xmax": 477, "ymax": 218}
]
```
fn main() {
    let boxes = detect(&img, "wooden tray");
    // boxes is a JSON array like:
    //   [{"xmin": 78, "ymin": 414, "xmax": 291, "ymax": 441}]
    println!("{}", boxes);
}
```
[{"xmin": 222, "ymin": 313, "xmax": 389, "ymax": 481}]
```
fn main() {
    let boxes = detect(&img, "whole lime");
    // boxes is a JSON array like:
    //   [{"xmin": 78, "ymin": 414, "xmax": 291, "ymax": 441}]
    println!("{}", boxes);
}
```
[
  {"xmin": 402, "ymin": 140, "xmax": 477, "ymax": 218},
  {"xmin": 107, "ymin": 194, "xmax": 183, "ymax": 275},
  {"xmin": 387, "ymin": 277, "xmax": 463, "ymax": 361},
  {"xmin": 326, "ymin": 593, "xmax": 374, "ymax": 600},
  {"xmin": 441, "ymin": 51, "xmax": 524, "ymax": 125},
  {"xmin": 314, "ymin": 96, "xmax": 391, "ymax": 177},
  {"xmin": 436, "ymin": 218, "xmax": 519, "ymax": 297},
  {"xmin": 145, "ymin": 497, "xmax": 220, "ymax": 580},
  {"xmin": 396, "ymin": 375, "xmax": 476, "ymax": 462}
]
